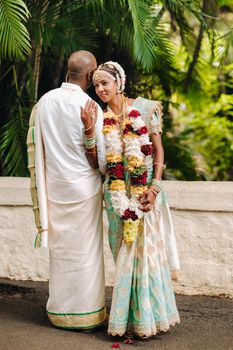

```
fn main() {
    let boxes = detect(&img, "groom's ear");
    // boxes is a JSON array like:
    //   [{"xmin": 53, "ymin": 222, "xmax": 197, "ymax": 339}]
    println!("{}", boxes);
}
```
[
  {"xmin": 87, "ymin": 71, "xmax": 92, "ymax": 82},
  {"xmin": 65, "ymin": 72, "xmax": 69, "ymax": 82},
  {"xmin": 87, "ymin": 67, "xmax": 96, "ymax": 83}
]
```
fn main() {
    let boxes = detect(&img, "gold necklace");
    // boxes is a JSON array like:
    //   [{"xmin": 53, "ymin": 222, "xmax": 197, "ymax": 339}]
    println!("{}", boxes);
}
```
[{"xmin": 107, "ymin": 95, "xmax": 127, "ymax": 118}]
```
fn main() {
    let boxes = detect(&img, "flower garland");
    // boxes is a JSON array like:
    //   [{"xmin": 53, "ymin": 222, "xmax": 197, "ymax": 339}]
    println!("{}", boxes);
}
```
[{"xmin": 103, "ymin": 103, "xmax": 153, "ymax": 244}]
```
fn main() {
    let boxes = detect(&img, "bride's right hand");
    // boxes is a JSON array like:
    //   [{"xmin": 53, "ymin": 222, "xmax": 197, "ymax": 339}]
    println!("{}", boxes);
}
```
[
  {"xmin": 139, "ymin": 189, "xmax": 156, "ymax": 212},
  {"xmin": 80, "ymin": 100, "xmax": 98, "ymax": 130}
]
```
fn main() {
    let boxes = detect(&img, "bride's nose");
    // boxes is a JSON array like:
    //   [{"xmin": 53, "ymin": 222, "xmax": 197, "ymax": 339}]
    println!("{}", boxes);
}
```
[{"xmin": 97, "ymin": 84, "xmax": 104, "ymax": 92}]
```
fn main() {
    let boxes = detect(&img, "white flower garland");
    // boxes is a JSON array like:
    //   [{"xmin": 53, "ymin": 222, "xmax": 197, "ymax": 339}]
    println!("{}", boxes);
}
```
[{"xmin": 104, "ymin": 105, "xmax": 152, "ymax": 221}]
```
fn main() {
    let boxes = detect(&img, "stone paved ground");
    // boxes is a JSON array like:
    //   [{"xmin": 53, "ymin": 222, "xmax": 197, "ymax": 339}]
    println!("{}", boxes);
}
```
[{"xmin": 0, "ymin": 278, "xmax": 232, "ymax": 350}]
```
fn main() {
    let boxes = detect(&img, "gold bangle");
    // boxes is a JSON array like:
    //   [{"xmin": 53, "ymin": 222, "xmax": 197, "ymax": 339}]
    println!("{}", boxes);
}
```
[
  {"xmin": 151, "ymin": 179, "xmax": 162, "ymax": 190},
  {"xmin": 153, "ymin": 162, "xmax": 166, "ymax": 169},
  {"xmin": 84, "ymin": 120, "xmax": 95, "ymax": 132},
  {"xmin": 149, "ymin": 185, "xmax": 161, "ymax": 194},
  {"xmin": 149, "ymin": 188, "xmax": 158, "ymax": 197},
  {"xmin": 84, "ymin": 131, "xmax": 95, "ymax": 138},
  {"xmin": 84, "ymin": 128, "xmax": 95, "ymax": 136}
]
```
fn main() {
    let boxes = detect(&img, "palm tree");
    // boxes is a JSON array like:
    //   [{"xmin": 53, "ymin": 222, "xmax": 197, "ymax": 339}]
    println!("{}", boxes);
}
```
[
  {"xmin": 0, "ymin": 0, "xmax": 221, "ymax": 179},
  {"xmin": 0, "ymin": 0, "xmax": 31, "ymax": 175}
]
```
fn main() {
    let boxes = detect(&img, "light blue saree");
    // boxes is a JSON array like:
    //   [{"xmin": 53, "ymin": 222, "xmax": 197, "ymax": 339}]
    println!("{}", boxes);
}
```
[{"xmin": 105, "ymin": 97, "xmax": 180, "ymax": 337}]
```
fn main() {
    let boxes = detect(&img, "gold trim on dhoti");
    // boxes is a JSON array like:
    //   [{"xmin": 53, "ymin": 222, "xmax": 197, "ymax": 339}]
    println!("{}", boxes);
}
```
[{"xmin": 48, "ymin": 306, "xmax": 107, "ymax": 329}]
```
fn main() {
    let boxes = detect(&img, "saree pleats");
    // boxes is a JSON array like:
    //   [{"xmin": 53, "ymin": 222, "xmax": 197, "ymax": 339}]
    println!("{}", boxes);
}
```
[{"xmin": 106, "ymin": 194, "xmax": 180, "ymax": 337}]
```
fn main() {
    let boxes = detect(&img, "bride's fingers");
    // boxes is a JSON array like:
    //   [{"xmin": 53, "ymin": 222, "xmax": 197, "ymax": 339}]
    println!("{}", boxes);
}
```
[{"xmin": 84, "ymin": 99, "xmax": 90, "ymax": 110}]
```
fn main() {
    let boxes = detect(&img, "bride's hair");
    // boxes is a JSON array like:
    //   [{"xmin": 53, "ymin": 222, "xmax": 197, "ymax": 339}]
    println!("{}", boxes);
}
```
[{"xmin": 93, "ymin": 61, "xmax": 126, "ymax": 93}]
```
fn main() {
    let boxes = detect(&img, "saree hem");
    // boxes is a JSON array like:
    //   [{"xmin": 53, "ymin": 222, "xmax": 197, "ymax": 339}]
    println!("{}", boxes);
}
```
[{"xmin": 108, "ymin": 315, "xmax": 180, "ymax": 337}]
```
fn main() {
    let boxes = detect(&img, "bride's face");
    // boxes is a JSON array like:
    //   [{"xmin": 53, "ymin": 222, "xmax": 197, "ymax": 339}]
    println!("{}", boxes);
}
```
[{"xmin": 94, "ymin": 77, "xmax": 118, "ymax": 103}]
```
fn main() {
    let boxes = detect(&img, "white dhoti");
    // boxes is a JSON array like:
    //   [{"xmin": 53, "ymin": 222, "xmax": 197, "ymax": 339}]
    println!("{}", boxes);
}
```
[{"xmin": 46, "ymin": 192, "xmax": 106, "ymax": 329}]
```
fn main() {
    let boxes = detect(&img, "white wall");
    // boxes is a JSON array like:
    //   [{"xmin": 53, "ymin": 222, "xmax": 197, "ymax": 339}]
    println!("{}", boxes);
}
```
[{"xmin": 0, "ymin": 177, "xmax": 232, "ymax": 297}]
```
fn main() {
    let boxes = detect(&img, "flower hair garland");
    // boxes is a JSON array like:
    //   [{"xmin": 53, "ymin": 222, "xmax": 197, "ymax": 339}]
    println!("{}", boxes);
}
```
[
  {"xmin": 93, "ymin": 61, "xmax": 126, "ymax": 93},
  {"xmin": 103, "ymin": 99, "xmax": 153, "ymax": 244},
  {"xmin": 104, "ymin": 61, "xmax": 126, "ymax": 92}
]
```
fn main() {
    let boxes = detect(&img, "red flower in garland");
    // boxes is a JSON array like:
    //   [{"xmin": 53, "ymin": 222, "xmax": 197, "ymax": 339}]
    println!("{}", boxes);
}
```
[
  {"xmin": 111, "ymin": 343, "xmax": 120, "ymax": 349},
  {"xmin": 108, "ymin": 163, "xmax": 124, "ymax": 179},
  {"xmin": 123, "ymin": 124, "xmax": 134, "ymax": 134},
  {"xmin": 141, "ymin": 144, "xmax": 153, "ymax": 155},
  {"xmin": 115, "ymin": 170, "xmax": 124, "ymax": 178},
  {"xmin": 122, "ymin": 209, "xmax": 138, "ymax": 221},
  {"xmin": 128, "ymin": 109, "xmax": 141, "ymax": 118},
  {"xmin": 131, "ymin": 171, "xmax": 148, "ymax": 185},
  {"xmin": 136, "ymin": 126, "xmax": 148, "ymax": 135},
  {"xmin": 104, "ymin": 118, "xmax": 117, "ymax": 126}
]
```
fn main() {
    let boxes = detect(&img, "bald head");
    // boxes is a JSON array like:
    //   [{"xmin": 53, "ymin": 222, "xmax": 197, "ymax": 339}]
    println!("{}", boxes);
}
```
[{"xmin": 68, "ymin": 50, "xmax": 97, "ymax": 74}]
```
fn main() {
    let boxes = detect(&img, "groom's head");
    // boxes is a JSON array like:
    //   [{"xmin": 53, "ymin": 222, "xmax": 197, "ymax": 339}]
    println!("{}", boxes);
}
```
[{"xmin": 66, "ymin": 50, "xmax": 97, "ymax": 91}]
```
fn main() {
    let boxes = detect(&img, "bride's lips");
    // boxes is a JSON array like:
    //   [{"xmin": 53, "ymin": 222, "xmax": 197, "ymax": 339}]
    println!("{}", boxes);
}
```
[{"xmin": 100, "ymin": 94, "xmax": 108, "ymax": 100}]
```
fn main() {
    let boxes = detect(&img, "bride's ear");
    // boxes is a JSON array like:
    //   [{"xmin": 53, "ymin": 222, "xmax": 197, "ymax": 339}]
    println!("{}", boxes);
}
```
[{"xmin": 116, "ymin": 82, "xmax": 121, "ymax": 94}]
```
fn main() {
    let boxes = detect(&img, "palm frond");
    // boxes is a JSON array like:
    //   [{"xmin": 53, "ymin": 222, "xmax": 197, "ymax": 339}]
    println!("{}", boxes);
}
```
[
  {"xmin": 0, "ymin": 0, "xmax": 31, "ymax": 59},
  {"xmin": 128, "ymin": 0, "xmax": 157, "ymax": 70},
  {"xmin": 218, "ymin": 27, "xmax": 233, "ymax": 63},
  {"xmin": 0, "ymin": 107, "xmax": 29, "ymax": 176},
  {"xmin": 163, "ymin": 0, "xmax": 205, "ymax": 24}
]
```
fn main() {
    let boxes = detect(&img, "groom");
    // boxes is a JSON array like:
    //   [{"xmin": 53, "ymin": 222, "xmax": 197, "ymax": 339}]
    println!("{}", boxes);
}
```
[{"xmin": 27, "ymin": 50, "xmax": 106, "ymax": 329}]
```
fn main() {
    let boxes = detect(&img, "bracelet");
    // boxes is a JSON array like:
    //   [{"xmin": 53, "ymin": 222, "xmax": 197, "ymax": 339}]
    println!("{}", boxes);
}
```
[
  {"xmin": 84, "ymin": 140, "xmax": 96, "ymax": 148},
  {"xmin": 84, "ymin": 136, "xmax": 95, "ymax": 143},
  {"xmin": 84, "ymin": 135, "xmax": 95, "ymax": 144},
  {"xmin": 84, "ymin": 126, "xmax": 95, "ymax": 137},
  {"xmin": 149, "ymin": 185, "xmax": 161, "ymax": 194},
  {"xmin": 84, "ymin": 120, "xmax": 95, "ymax": 132},
  {"xmin": 149, "ymin": 187, "xmax": 159, "ymax": 197},
  {"xmin": 151, "ymin": 179, "xmax": 162, "ymax": 190},
  {"xmin": 84, "ymin": 130, "xmax": 95, "ymax": 138},
  {"xmin": 84, "ymin": 132, "xmax": 96, "ymax": 149},
  {"xmin": 84, "ymin": 133, "xmax": 95, "ymax": 140},
  {"xmin": 85, "ymin": 142, "xmax": 96, "ymax": 149},
  {"xmin": 153, "ymin": 162, "xmax": 166, "ymax": 169},
  {"xmin": 85, "ymin": 144, "xmax": 96, "ymax": 149}
]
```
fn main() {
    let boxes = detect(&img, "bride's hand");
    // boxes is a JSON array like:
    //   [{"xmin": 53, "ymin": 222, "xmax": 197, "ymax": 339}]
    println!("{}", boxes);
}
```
[
  {"xmin": 138, "ymin": 189, "xmax": 156, "ymax": 212},
  {"xmin": 80, "ymin": 100, "xmax": 98, "ymax": 130}
]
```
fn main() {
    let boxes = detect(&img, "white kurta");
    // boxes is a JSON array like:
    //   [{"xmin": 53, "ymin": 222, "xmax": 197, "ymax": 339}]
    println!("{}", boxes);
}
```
[{"xmin": 27, "ymin": 83, "xmax": 107, "ymax": 328}]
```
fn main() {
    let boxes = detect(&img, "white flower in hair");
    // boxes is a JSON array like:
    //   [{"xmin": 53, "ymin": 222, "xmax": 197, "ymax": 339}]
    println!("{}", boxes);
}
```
[{"xmin": 104, "ymin": 61, "xmax": 126, "ymax": 92}]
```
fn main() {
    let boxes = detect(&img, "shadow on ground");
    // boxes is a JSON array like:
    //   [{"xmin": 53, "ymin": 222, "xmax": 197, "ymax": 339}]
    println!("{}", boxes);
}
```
[{"xmin": 0, "ymin": 278, "xmax": 232, "ymax": 350}]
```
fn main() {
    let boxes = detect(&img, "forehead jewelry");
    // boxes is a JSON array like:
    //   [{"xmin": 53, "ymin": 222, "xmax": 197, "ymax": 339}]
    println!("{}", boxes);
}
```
[{"xmin": 93, "ymin": 70, "xmax": 116, "ymax": 84}]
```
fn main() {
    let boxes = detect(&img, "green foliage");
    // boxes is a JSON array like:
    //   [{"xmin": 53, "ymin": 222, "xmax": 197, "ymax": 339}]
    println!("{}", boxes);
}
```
[
  {"xmin": 218, "ymin": 0, "xmax": 233, "ymax": 7},
  {"xmin": 0, "ymin": 0, "xmax": 31, "ymax": 59},
  {"xmin": 0, "ymin": 106, "xmax": 29, "ymax": 176},
  {"xmin": 174, "ymin": 94, "xmax": 233, "ymax": 180},
  {"xmin": 0, "ymin": 0, "xmax": 232, "ymax": 180}
]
